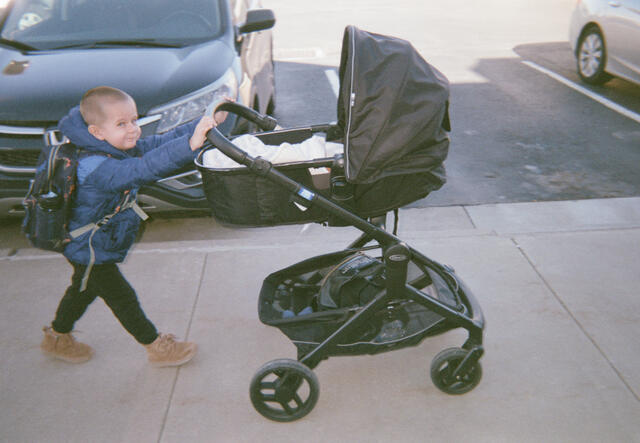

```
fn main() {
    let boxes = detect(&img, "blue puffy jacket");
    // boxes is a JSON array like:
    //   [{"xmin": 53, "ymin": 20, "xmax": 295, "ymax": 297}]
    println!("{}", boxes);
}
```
[{"xmin": 59, "ymin": 106, "xmax": 198, "ymax": 265}]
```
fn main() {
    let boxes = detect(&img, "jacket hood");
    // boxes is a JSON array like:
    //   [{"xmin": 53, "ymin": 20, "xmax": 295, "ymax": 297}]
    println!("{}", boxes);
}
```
[{"xmin": 58, "ymin": 106, "xmax": 132, "ymax": 159}]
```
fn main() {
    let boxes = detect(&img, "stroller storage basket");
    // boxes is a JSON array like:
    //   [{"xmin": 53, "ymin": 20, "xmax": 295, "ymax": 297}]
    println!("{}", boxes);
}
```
[
  {"xmin": 195, "ymin": 125, "xmax": 445, "ymax": 226},
  {"xmin": 257, "ymin": 248, "xmax": 466, "ymax": 358}
]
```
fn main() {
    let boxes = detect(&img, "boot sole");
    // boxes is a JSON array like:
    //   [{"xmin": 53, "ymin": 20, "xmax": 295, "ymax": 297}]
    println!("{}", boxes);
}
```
[
  {"xmin": 149, "ymin": 348, "xmax": 197, "ymax": 368},
  {"xmin": 41, "ymin": 348, "xmax": 93, "ymax": 364}
]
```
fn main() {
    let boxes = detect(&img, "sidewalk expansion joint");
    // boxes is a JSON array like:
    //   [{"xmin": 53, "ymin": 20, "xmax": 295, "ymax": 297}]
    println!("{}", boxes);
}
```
[
  {"xmin": 461, "ymin": 205, "xmax": 478, "ymax": 229},
  {"xmin": 511, "ymin": 238, "xmax": 640, "ymax": 403},
  {"xmin": 156, "ymin": 254, "xmax": 208, "ymax": 443}
]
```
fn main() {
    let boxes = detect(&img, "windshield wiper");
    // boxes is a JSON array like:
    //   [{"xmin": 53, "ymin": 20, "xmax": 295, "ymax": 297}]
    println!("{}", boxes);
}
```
[
  {"xmin": 52, "ymin": 39, "xmax": 182, "ymax": 50},
  {"xmin": 0, "ymin": 38, "xmax": 38, "ymax": 51}
]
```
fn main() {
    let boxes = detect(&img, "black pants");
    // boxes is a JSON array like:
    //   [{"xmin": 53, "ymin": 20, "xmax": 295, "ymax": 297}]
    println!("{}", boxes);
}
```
[{"xmin": 52, "ymin": 262, "xmax": 158, "ymax": 345}]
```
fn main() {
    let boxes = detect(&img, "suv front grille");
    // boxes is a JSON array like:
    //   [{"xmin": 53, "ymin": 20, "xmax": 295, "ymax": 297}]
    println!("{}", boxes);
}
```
[
  {"xmin": 0, "ymin": 149, "xmax": 41, "ymax": 167},
  {"xmin": 0, "ymin": 123, "xmax": 49, "ymax": 173},
  {"xmin": 0, "ymin": 118, "xmax": 159, "ymax": 174}
]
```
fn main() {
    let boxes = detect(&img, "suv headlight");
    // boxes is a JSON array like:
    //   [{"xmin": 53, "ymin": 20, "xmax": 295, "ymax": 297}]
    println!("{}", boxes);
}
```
[{"xmin": 150, "ymin": 67, "xmax": 238, "ymax": 133}]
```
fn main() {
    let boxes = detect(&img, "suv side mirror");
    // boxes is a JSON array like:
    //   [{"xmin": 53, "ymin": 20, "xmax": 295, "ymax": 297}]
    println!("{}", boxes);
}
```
[{"xmin": 238, "ymin": 9, "xmax": 275, "ymax": 34}]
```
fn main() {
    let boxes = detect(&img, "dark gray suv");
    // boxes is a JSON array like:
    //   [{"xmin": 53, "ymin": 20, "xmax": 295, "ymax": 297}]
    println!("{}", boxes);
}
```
[{"xmin": 0, "ymin": 0, "xmax": 275, "ymax": 217}]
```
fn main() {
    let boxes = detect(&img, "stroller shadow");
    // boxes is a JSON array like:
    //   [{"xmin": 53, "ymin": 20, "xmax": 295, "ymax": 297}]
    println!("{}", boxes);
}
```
[{"xmin": 426, "ymin": 42, "xmax": 639, "ymax": 206}]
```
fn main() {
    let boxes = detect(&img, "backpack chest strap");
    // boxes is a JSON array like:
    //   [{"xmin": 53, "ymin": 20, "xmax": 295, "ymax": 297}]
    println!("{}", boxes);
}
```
[
  {"xmin": 69, "ymin": 195, "xmax": 148, "ymax": 238},
  {"xmin": 70, "ymin": 194, "xmax": 148, "ymax": 291}
]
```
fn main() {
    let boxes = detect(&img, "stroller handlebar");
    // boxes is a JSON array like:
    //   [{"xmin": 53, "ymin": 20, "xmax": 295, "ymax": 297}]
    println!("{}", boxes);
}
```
[
  {"xmin": 215, "ymin": 101, "xmax": 278, "ymax": 132},
  {"xmin": 201, "ymin": 101, "xmax": 279, "ymax": 169}
]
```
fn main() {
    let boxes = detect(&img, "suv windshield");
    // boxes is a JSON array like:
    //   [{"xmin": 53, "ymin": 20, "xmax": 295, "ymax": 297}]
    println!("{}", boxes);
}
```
[{"xmin": 1, "ymin": 0, "xmax": 223, "ymax": 50}]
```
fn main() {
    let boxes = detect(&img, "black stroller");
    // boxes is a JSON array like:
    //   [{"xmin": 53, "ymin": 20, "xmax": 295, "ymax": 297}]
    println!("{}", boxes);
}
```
[{"xmin": 195, "ymin": 26, "xmax": 485, "ymax": 422}]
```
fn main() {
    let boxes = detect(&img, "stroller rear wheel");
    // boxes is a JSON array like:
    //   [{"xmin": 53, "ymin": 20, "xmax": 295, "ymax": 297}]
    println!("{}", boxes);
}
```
[
  {"xmin": 430, "ymin": 347, "xmax": 482, "ymax": 395},
  {"xmin": 250, "ymin": 359, "xmax": 320, "ymax": 422}
]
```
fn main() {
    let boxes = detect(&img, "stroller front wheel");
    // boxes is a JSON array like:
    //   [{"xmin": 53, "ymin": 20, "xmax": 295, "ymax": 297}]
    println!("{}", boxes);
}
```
[
  {"xmin": 430, "ymin": 347, "xmax": 482, "ymax": 395},
  {"xmin": 250, "ymin": 358, "xmax": 320, "ymax": 422}
]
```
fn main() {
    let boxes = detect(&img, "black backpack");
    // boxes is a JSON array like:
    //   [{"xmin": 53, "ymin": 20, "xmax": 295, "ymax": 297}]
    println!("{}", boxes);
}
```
[{"xmin": 22, "ymin": 134, "xmax": 81, "ymax": 252}]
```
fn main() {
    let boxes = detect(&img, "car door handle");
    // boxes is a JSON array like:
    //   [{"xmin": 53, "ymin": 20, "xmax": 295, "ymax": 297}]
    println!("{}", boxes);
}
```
[{"xmin": 608, "ymin": 1, "xmax": 621, "ymax": 7}]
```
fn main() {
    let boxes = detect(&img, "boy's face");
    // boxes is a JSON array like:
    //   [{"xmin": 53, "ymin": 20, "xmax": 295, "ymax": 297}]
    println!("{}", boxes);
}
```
[{"xmin": 88, "ymin": 98, "xmax": 141, "ymax": 150}]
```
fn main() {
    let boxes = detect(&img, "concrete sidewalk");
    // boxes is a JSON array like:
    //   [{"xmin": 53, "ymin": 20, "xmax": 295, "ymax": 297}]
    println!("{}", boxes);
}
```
[{"xmin": 1, "ymin": 197, "xmax": 639, "ymax": 442}]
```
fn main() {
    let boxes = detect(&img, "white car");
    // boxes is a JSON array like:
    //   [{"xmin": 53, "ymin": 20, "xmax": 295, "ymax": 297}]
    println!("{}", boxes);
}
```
[{"xmin": 569, "ymin": 0, "xmax": 640, "ymax": 85}]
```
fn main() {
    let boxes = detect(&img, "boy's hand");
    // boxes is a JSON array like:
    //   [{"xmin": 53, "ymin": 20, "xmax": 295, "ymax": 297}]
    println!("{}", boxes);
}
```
[
  {"xmin": 213, "ymin": 97, "xmax": 234, "ymax": 125},
  {"xmin": 189, "ymin": 116, "xmax": 215, "ymax": 151},
  {"xmin": 214, "ymin": 108, "xmax": 229, "ymax": 126}
]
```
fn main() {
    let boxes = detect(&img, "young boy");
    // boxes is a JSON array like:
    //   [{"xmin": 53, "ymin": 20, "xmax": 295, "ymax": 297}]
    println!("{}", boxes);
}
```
[{"xmin": 41, "ymin": 86, "xmax": 224, "ymax": 367}]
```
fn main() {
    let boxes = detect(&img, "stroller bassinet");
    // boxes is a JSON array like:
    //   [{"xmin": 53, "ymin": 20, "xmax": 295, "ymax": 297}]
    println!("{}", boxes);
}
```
[
  {"xmin": 196, "ymin": 26, "xmax": 485, "ymax": 423},
  {"xmin": 195, "ymin": 25, "xmax": 450, "ymax": 226}
]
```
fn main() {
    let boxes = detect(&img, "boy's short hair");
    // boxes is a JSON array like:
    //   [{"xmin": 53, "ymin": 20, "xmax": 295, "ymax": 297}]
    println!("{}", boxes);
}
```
[{"xmin": 80, "ymin": 86, "xmax": 133, "ymax": 126}]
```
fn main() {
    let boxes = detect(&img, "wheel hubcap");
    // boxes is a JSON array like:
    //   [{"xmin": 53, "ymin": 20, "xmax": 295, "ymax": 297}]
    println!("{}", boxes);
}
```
[{"xmin": 579, "ymin": 34, "xmax": 603, "ymax": 77}]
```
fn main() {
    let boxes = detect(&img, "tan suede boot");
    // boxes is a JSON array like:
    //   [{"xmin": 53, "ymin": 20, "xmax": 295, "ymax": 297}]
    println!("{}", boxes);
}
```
[
  {"xmin": 41, "ymin": 326, "xmax": 94, "ymax": 363},
  {"xmin": 145, "ymin": 333, "xmax": 197, "ymax": 367}
]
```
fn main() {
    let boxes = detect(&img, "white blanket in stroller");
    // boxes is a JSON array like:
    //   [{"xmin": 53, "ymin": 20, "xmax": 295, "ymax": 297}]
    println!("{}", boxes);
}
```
[{"xmin": 202, "ymin": 134, "xmax": 344, "ymax": 169}]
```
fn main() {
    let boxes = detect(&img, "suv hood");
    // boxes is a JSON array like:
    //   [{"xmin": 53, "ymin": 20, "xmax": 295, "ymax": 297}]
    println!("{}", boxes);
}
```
[{"xmin": 0, "ymin": 40, "xmax": 235, "ymax": 122}]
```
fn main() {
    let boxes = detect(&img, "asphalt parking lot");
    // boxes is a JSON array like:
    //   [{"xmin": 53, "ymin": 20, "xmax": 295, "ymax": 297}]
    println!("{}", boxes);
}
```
[{"xmin": 268, "ymin": 0, "xmax": 640, "ymax": 207}]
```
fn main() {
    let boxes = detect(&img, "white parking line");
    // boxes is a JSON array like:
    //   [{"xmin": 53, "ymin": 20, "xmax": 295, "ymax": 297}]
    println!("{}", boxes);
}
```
[
  {"xmin": 522, "ymin": 60, "xmax": 640, "ymax": 124},
  {"xmin": 325, "ymin": 69, "xmax": 340, "ymax": 98},
  {"xmin": 274, "ymin": 47, "xmax": 325, "ymax": 61}
]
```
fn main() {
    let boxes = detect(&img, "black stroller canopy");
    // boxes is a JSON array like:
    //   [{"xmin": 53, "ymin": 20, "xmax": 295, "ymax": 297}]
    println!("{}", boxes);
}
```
[{"xmin": 337, "ymin": 26, "xmax": 451, "ymax": 184}]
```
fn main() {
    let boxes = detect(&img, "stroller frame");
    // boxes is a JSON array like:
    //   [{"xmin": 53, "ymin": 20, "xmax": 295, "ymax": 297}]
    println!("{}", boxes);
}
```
[{"xmin": 203, "ymin": 105, "xmax": 485, "ymax": 422}]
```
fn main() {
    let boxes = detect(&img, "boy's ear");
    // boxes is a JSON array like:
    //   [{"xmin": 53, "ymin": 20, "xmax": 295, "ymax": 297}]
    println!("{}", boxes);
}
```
[{"xmin": 88, "ymin": 124, "xmax": 104, "ymax": 140}]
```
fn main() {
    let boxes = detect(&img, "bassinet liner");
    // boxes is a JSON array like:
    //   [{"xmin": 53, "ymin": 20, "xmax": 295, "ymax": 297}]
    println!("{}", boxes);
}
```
[{"xmin": 195, "ymin": 124, "xmax": 445, "ymax": 226}]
